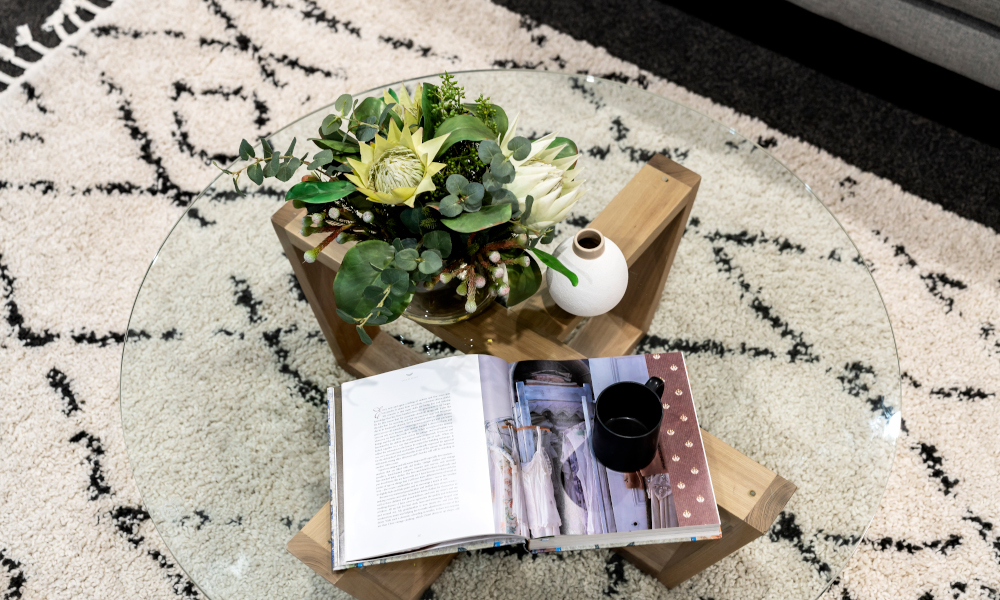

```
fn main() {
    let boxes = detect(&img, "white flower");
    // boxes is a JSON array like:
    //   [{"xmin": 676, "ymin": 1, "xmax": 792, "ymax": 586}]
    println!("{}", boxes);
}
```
[{"xmin": 499, "ymin": 114, "xmax": 584, "ymax": 229}]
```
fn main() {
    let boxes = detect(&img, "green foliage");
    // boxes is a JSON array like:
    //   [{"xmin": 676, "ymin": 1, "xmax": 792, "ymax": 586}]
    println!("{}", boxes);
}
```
[
  {"xmin": 421, "ymin": 230, "xmax": 452, "ymax": 258},
  {"xmin": 394, "ymin": 248, "xmax": 420, "ymax": 270},
  {"xmin": 333, "ymin": 240, "xmax": 412, "ymax": 328},
  {"xmin": 285, "ymin": 180, "xmax": 356, "ymax": 208},
  {"xmin": 239, "ymin": 139, "xmax": 255, "ymax": 160},
  {"xmin": 439, "ymin": 174, "xmax": 485, "ymax": 216},
  {"xmin": 435, "ymin": 115, "xmax": 496, "ymax": 155},
  {"xmin": 465, "ymin": 95, "xmax": 507, "ymax": 136},
  {"xmin": 420, "ymin": 83, "xmax": 437, "ymax": 141},
  {"xmin": 247, "ymin": 163, "xmax": 263, "ymax": 185},
  {"xmin": 418, "ymin": 249, "xmax": 443, "ymax": 274},
  {"xmin": 506, "ymin": 256, "xmax": 542, "ymax": 306},
  {"xmin": 530, "ymin": 248, "xmax": 578, "ymax": 286},
  {"xmin": 442, "ymin": 203, "xmax": 511, "ymax": 233},
  {"xmin": 506, "ymin": 136, "xmax": 531, "ymax": 161},
  {"xmin": 401, "ymin": 207, "xmax": 423, "ymax": 233},
  {"xmin": 436, "ymin": 72, "xmax": 466, "ymax": 120},
  {"xmin": 547, "ymin": 137, "xmax": 579, "ymax": 162}
]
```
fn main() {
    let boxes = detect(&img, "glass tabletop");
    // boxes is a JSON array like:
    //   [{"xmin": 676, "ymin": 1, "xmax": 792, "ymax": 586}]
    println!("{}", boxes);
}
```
[{"xmin": 120, "ymin": 70, "xmax": 900, "ymax": 600}]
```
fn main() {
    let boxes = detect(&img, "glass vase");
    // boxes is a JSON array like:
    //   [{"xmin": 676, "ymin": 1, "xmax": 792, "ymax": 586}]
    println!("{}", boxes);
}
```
[{"xmin": 403, "ymin": 279, "xmax": 495, "ymax": 325}]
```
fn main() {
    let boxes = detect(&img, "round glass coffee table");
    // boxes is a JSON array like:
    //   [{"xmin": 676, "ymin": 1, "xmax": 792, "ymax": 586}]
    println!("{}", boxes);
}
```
[{"xmin": 120, "ymin": 70, "xmax": 900, "ymax": 600}]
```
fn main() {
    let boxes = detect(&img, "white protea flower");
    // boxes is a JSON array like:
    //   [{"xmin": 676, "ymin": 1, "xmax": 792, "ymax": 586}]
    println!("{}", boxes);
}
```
[{"xmin": 499, "ymin": 113, "xmax": 585, "ymax": 229}]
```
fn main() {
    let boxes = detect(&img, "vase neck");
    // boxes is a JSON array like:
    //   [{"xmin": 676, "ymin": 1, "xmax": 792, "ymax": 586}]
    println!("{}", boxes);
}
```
[{"xmin": 573, "ymin": 228, "xmax": 605, "ymax": 259}]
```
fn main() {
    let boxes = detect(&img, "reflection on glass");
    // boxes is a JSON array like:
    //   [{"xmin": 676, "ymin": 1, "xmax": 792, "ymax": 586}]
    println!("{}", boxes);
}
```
[{"xmin": 121, "ymin": 70, "xmax": 899, "ymax": 600}]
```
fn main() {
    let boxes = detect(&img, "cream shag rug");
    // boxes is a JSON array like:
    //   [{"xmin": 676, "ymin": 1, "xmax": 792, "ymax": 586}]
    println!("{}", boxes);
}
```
[{"xmin": 0, "ymin": 1, "xmax": 998, "ymax": 599}]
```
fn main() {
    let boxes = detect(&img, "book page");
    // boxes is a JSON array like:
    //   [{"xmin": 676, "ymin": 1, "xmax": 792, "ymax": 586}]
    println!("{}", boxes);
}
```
[{"xmin": 340, "ymin": 355, "xmax": 495, "ymax": 562}]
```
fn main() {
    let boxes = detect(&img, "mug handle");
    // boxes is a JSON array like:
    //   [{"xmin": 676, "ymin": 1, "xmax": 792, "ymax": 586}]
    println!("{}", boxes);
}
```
[{"xmin": 644, "ymin": 376, "xmax": 665, "ymax": 399}]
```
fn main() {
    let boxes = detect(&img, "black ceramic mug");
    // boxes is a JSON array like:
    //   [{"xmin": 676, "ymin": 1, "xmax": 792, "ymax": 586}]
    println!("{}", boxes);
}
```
[{"xmin": 592, "ymin": 377, "xmax": 665, "ymax": 472}]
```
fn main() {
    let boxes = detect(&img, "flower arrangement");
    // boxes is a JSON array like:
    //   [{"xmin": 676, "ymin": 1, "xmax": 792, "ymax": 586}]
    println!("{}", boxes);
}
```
[{"xmin": 222, "ymin": 74, "xmax": 584, "ymax": 344}]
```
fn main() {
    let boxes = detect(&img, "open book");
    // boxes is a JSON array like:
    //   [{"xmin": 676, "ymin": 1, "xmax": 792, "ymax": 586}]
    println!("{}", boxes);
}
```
[{"xmin": 328, "ymin": 352, "xmax": 721, "ymax": 569}]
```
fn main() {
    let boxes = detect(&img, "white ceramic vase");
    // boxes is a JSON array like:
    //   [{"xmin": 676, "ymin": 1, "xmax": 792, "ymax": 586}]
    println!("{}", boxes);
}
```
[{"xmin": 545, "ymin": 228, "xmax": 628, "ymax": 317}]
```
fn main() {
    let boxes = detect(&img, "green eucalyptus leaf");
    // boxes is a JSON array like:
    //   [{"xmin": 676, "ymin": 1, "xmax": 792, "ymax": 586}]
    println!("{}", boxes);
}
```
[
  {"xmin": 334, "ymin": 240, "xmax": 411, "ymax": 322},
  {"xmin": 367, "ymin": 314, "xmax": 388, "ymax": 326},
  {"xmin": 394, "ymin": 248, "xmax": 419, "ymax": 270},
  {"xmin": 482, "ymin": 170, "xmax": 502, "ymax": 192},
  {"xmin": 263, "ymin": 152, "xmax": 279, "ymax": 177},
  {"xmin": 435, "ymin": 114, "xmax": 495, "ymax": 155},
  {"xmin": 335, "ymin": 94, "xmax": 353, "ymax": 114},
  {"xmin": 506, "ymin": 136, "xmax": 531, "ymax": 161},
  {"xmin": 284, "ymin": 138, "xmax": 297, "ymax": 159},
  {"xmin": 363, "ymin": 285, "xmax": 387, "ymax": 303},
  {"xmin": 260, "ymin": 138, "xmax": 274, "ymax": 159},
  {"xmin": 247, "ymin": 162, "xmax": 264, "ymax": 185},
  {"xmin": 281, "ymin": 157, "xmax": 302, "ymax": 180},
  {"xmin": 530, "ymin": 248, "xmax": 578, "ymax": 286},
  {"xmin": 400, "ymin": 238, "xmax": 418, "ymax": 249},
  {"xmin": 356, "ymin": 326, "xmax": 372, "ymax": 345},
  {"xmin": 418, "ymin": 249, "xmax": 443, "ymax": 274},
  {"xmin": 491, "ymin": 159, "xmax": 514, "ymax": 181},
  {"xmin": 506, "ymin": 258, "xmax": 542, "ymax": 306},
  {"xmin": 401, "ymin": 207, "xmax": 422, "ymax": 233},
  {"xmin": 336, "ymin": 308, "xmax": 357, "ymax": 324},
  {"xmin": 239, "ymin": 139, "xmax": 255, "ymax": 160},
  {"xmin": 465, "ymin": 183, "xmax": 484, "ymax": 205},
  {"xmin": 442, "ymin": 203, "xmax": 511, "ymax": 233},
  {"xmin": 380, "ymin": 268, "xmax": 409, "ymax": 287},
  {"xmin": 321, "ymin": 115, "xmax": 342, "ymax": 137},
  {"xmin": 439, "ymin": 195, "xmax": 463, "ymax": 218},
  {"xmin": 353, "ymin": 97, "xmax": 386, "ymax": 129},
  {"xmin": 421, "ymin": 230, "xmax": 452, "ymax": 258},
  {"xmin": 478, "ymin": 140, "xmax": 502, "ymax": 164},
  {"xmin": 285, "ymin": 180, "xmax": 357, "ymax": 208},
  {"xmin": 446, "ymin": 174, "xmax": 469, "ymax": 195},
  {"xmin": 521, "ymin": 195, "xmax": 534, "ymax": 223},
  {"xmin": 307, "ymin": 149, "xmax": 334, "ymax": 171},
  {"xmin": 462, "ymin": 195, "xmax": 482, "ymax": 212}
]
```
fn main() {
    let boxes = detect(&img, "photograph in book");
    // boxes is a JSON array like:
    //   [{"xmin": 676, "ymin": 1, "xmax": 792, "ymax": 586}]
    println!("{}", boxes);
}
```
[{"xmin": 505, "ymin": 353, "xmax": 721, "ymax": 552}]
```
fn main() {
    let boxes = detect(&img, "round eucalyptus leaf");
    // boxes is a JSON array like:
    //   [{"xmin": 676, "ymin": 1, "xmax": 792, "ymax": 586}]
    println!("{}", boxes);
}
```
[
  {"xmin": 394, "ymin": 248, "xmax": 420, "ymax": 271},
  {"xmin": 334, "ymin": 94, "xmax": 353, "ymax": 114},
  {"xmin": 482, "ymin": 170, "xmax": 502, "ymax": 193},
  {"xmin": 421, "ymin": 230, "xmax": 452, "ymax": 258},
  {"xmin": 333, "ymin": 240, "xmax": 411, "ymax": 322},
  {"xmin": 491, "ymin": 160, "xmax": 515, "ymax": 182},
  {"xmin": 462, "ymin": 196, "xmax": 483, "ymax": 212},
  {"xmin": 478, "ymin": 140, "xmax": 502, "ymax": 164},
  {"xmin": 380, "ymin": 268, "xmax": 409, "ymax": 287},
  {"xmin": 446, "ymin": 174, "xmax": 469, "ymax": 195},
  {"xmin": 506, "ymin": 136, "xmax": 531, "ymax": 161},
  {"xmin": 419, "ymin": 250, "xmax": 443, "ymax": 274},
  {"xmin": 466, "ymin": 182, "xmax": 485, "ymax": 204},
  {"xmin": 439, "ymin": 195, "xmax": 464, "ymax": 217}
]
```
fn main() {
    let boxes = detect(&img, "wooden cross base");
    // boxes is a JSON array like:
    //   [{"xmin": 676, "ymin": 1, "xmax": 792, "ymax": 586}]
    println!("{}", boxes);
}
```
[{"xmin": 272, "ymin": 155, "xmax": 796, "ymax": 599}]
